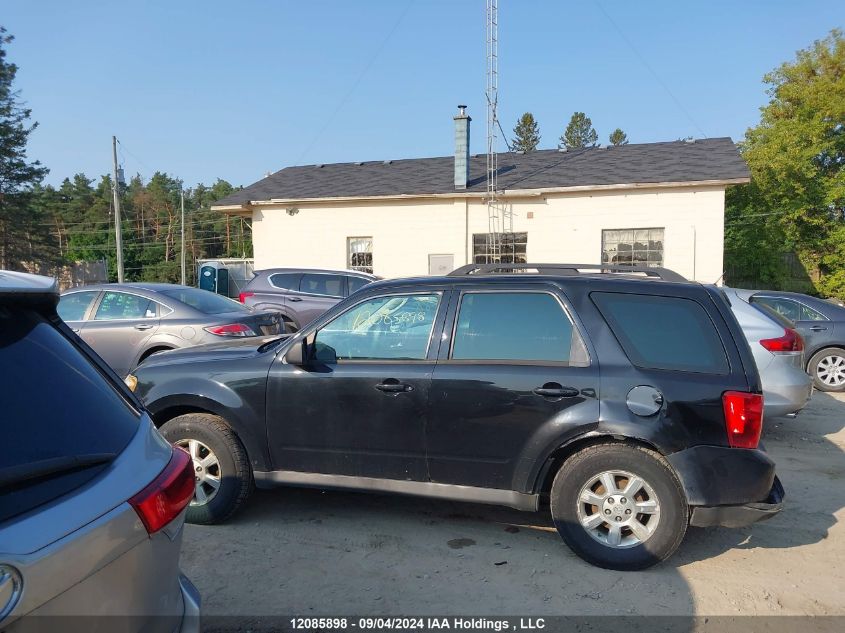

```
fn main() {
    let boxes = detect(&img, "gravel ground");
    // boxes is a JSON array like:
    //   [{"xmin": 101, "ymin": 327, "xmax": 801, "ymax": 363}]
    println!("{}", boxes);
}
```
[{"xmin": 181, "ymin": 392, "xmax": 845, "ymax": 618}]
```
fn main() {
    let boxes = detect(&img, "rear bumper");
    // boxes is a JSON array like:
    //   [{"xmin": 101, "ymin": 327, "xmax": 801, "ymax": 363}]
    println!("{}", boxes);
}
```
[
  {"xmin": 176, "ymin": 574, "xmax": 201, "ymax": 633},
  {"xmin": 667, "ymin": 444, "xmax": 777, "ymax": 507},
  {"xmin": 690, "ymin": 476, "xmax": 785, "ymax": 527},
  {"xmin": 762, "ymin": 360, "xmax": 813, "ymax": 418}
]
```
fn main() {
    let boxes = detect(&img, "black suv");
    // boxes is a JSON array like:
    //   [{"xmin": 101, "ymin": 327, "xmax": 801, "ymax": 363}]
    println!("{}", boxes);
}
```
[{"xmin": 130, "ymin": 263, "xmax": 784, "ymax": 570}]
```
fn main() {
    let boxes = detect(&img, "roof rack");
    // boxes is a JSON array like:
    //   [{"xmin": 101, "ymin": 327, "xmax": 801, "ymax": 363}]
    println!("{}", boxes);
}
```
[{"xmin": 447, "ymin": 263, "xmax": 688, "ymax": 283}]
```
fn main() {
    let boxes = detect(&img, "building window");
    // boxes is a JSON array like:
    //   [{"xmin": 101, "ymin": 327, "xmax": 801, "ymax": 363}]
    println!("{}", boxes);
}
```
[
  {"xmin": 473, "ymin": 232, "xmax": 528, "ymax": 264},
  {"xmin": 347, "ymin": 237, "xmax": 373, "ymax": 273},
  {"xmin": 602, "ymin": 228, "xmax": 664, "ymax": 267}
]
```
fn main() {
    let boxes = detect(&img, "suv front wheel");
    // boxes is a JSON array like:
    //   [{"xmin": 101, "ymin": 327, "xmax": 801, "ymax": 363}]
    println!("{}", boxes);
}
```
[
  {"xmin": 159, "ymin": 413, "xmax": 253, "ymax": 524},
  {"xmin": 550, "ymin": 443, "xmax": 688, "ymax": 570}
]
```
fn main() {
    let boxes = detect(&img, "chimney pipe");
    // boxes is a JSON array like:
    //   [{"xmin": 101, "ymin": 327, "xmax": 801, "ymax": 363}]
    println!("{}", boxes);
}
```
[{"xmin": 454, "ymin": 105, "xmax": 471, "ymax": 190}]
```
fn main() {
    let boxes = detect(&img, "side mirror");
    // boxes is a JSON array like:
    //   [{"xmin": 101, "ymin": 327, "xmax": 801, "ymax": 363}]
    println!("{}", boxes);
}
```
[{"xmin": 284, "ymin": 339, "xmax": 306, "ymax": 365}]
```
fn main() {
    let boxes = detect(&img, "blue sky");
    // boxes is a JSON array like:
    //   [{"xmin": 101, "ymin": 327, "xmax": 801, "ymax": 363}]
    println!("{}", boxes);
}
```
[{"xmin": 4, "ymin": 0, "xmax": 843, "ymax": 189}]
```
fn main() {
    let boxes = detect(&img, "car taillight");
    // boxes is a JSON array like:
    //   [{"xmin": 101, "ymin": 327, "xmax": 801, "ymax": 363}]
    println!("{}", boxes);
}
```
[
  {"xmin": 238, "ymin": 291, "xmax": 254, "ymax": 303},
  {"xmin": 129, "ymin": 447, "xmax": 194, "ymax": 534},
  {"xmin": 760, "ymin": 328, "xmax": 804, "ymax": 353},
  {"xmin": 204, "ymin": 323, "xmax": 256, "ymax": 337},
  {"xmin": 722, "ymin": 391, "xmax": 764, "ymax": 449}
]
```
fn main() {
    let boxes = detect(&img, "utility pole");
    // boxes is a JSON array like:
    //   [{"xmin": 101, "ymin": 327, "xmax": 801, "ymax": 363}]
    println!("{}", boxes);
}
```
[
  {"xmin": 180, "ymin": 188, "xmax": 186, "ymax": 285},
  {"xmin": 111, "ymin": 136, "xmax": 125, "ymax": 283}
]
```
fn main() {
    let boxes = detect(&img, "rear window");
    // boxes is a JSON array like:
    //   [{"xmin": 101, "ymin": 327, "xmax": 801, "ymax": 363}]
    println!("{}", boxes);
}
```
[
  {"xmin": 269, "ymin": 273, "xmax": 301, "ymax": 291},
  {"xmin": 159, "ymin": 287, "xmax": 248, "ymax": 314},
  {"xmin": 301, "ymin": 274, "xmax": 344, "ymax": 297},
  {"xmin": 592, "ymin": 292, "xmax": 729, "ymax": 374},
  {"xmin": 0, "ymin": 308, "xmax": 140, "ymax": 523},
  {"xmin": 57, "ymin": 291, "xmax": 99, "ymax": 321}
]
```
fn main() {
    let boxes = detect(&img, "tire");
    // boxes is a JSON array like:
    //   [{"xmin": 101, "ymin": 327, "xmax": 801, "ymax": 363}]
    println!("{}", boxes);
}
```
[
  {"xmin": 550, "ymin": 443, "xmax": 688, "ymax": 570},
  {"xmin": 159, "ymin": 413, "xmax": 253, "ymax": 524},
  {"xmin": 808, "ymin": 348, "xmax": 845, "ymax": 392}
]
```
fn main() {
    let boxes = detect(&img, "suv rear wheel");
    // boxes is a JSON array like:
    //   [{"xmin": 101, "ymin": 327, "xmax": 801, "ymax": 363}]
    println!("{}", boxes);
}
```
[
  {"xmin": 550, "ymin": 443, "xmax": 688, "ymax": 570},
  {"xmin": 159, "ymin": 413, "xmax": 253, "ymax": 524}
]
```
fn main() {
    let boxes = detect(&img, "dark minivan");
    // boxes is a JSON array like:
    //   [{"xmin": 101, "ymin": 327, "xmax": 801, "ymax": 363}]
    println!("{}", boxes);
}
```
[{"xmin": 129, "ymin": 264, "xmax": 783, "ymax": 570}]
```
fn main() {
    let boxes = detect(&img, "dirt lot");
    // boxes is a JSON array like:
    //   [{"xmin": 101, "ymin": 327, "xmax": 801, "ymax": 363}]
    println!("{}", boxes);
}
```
[{"xmin": 182, "ymin": 393, "xmax": 845, "ymax": 617}]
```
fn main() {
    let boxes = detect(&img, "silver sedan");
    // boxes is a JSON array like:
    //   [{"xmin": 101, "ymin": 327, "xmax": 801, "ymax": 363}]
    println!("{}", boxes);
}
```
[{"xmin": 58, "ymin": 283, "xmax": 282, "ymax": 377}]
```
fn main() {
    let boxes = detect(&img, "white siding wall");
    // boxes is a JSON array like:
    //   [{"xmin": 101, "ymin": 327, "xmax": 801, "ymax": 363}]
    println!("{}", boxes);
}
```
[{"xmin": 251, "ymin": 185, "xmax": 726, "ymax": 283}]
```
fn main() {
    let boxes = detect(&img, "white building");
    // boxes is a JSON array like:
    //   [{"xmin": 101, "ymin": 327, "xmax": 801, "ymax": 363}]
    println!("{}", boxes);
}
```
[{"xmin": 212, "ymin": 109, "xmax": 749, "ymax": 283}]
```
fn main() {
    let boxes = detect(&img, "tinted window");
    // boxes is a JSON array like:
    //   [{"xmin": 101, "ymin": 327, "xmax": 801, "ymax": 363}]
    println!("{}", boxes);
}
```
[
  {"xmin": 301, "ymin": 274, "xmax": 344, "ymax": 297},
  {"xmin": 94, "ymin": 292, "xmax": 156, "ymax": 320},
  {"xmin": 57, "ymin": 291, "xmax": 99, "ymax": 321},
  {"xmin": 315, "ymin": 293, "xmax": 440, "ymax": 361},
  {"xmin": 269, "ymin": 273, "xmax": 301, "ymax": 291},
  {"xmin": 753, "ymin": 296, "xmax": 826, "ymax": 322},
  {"xmin": 452, "ymin": 292, "xmax": 575, "ymax": 362},
  {"xmin": 592, "ymin": 292, "xmax": 729, "ymax": 374},
  {"xmin": 158, "ymin": 287, "xmax": 248, "ymax": 314},
  {"xmin": 0, "ymin": 307, "xmax": 140, "ymax": 523},
  {"xmin": 347, "ymin": 276, "xmax": 371, "ymax": 295}
]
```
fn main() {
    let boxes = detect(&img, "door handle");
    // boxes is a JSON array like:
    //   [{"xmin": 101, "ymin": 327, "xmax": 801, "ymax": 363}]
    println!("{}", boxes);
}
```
[
  {"xmin": 810, "ymin": 326, "xmax": 828, "ymax": 331},
  {"xmin": 71, "ymin": 328, "xmax": 80, "ymax": 334},
  {"xmin": 289, "ymin": 297, "xmax": 303, "ymax": 302},
  {"xmin": 375, "ymin": 380, "xmax": 414, "ymax": 394},
  {"xmin": 134, "ymin": 323, "xmax": 154, "ymax": 331},
  {"xmin": 533, "ymin": 383, "xmax": 580, "ymax": 398}
]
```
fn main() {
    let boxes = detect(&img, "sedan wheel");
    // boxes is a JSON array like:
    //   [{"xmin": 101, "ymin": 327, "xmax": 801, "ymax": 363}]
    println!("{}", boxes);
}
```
[
  {"xmin": 176, "ymin": 438, "xmax": 221, "ymax": 506},
  {"xmin": 816, "ymin": 354, "xmax": 845, "ymax": 388}
]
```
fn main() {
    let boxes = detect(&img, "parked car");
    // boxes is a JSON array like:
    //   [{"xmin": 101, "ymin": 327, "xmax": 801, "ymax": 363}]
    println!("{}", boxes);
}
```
[
  {"xmin": 743, "ymin": 289, "xmax": 845, "ymax": 392},
  {"xmin": 0, "ymin": 271, "xmax": 200, "ymax": 631},
  {"xmin": 58, "ymin": 283, "xmax": 282, "ymax": 377},
  {"xmin": 238, "ymin": 268, "xmax": 378, "ymax": 333},
  {"xmin": 128, "ymin": 263, "xmax": 783, "ymax": 571},
  {"xmin": 721, "ymin": 287, "xmax": 813, "ymax": 417}
]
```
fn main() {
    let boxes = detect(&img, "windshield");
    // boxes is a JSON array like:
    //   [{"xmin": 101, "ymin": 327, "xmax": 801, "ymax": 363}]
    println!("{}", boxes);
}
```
[{"xmin": 159, "ymin": 287, "xmax": 249, "ymax": 315}]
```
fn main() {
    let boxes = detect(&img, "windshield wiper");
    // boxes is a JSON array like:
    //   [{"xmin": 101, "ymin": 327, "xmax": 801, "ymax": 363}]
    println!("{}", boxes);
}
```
[{"xmin": 0, "ymin": 453, "xmax": 117, "ymax": 492}]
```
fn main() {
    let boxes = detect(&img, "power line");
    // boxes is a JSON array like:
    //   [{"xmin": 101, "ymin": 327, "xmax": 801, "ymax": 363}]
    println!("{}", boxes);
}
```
[{"xmin": 593, "ymin": 1, "xmax": 708, "ymax": 139}]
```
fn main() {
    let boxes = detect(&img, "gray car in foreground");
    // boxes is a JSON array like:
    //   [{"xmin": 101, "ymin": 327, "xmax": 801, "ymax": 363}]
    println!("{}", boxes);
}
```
[
  {"xmin": 58, "ymin": 283, "xmax": 282, "ymax": 377},
  {"xmin": 722, "ymin": 286, "xmax": 813, "ymax": 418},
  {"xmin": 238, "ymin": 268, "xmax": 378, "ymax": 332},
  {"xmin": 0, "ymin": 271, "xmax": 199, "ymax": 632}
]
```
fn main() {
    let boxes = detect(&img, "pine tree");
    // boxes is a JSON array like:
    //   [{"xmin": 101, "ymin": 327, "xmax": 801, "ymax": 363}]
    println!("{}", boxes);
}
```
[
  {"xmin": 0, "ymin": 26, "xmax": 51, "ymax": 269},
  {"xmin": 511, "ymin": 112, "xmax": 541, "ymax": 152},
  {"xmin": 559, "ymin": 112, "xmax": 598, "ymax": 149},
  {"xmin": 609, "ymin": 128, "xmax": 629, "ymax": 146}
]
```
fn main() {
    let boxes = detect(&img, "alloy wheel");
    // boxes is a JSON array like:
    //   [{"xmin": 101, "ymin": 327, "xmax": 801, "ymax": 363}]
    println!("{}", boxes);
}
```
[
  {"xmin": 816, "ymin": 354, "xmax": 845, "ymax": 388},
  {"xmin": 576, "ymin": 469, "xmax": 661, "ymax": 549},
  {"xmin": 176, "ymin": 438, "xmax": 221, "ymax": 506}
]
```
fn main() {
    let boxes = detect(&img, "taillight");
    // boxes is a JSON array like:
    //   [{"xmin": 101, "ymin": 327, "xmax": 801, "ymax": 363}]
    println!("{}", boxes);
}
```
[
  {"xmin": 238, "ymin": 291, "xmax": 254, "ymax": 303},
  {"xmin": 722, "ymin": 391, "xmax": 764, "ymax": 449},
  {"xmin": 129, "ymin": 447, "xmax": 194, "ymax": 534},
  {"xmin": 760, "ymin": 328, "xmax": 804, "ymax": 353},
  {"xmin": 204, "ymin": 323, "xmax": 256, "ymax": 337}
]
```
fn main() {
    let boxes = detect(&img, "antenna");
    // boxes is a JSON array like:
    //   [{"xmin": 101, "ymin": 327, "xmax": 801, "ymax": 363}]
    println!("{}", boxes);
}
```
[{"xmin": 485, "ymin": 0, "xmax": 513, "ymax": 264}]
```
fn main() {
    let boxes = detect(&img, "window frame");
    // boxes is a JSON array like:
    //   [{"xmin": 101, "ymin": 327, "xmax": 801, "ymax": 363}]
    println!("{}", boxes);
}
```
[
  {"xmin": 310, "ymin": 290, "xmax": 447, "ymax": 364},
  {"xmin": 472, "ymin": 232, "xmax": 528, "ymax": 265},
  {"xmin": 347, "ymin": 236, "xmax": 374, "ymax": 274},
  {"xmin": 753, "ymin": 295, "xmax": 829, "ymax": 322},
  {"xmin": 601, "ymin": 227, "xmax": 665, "ymax": 267},
  {"xmin": 443, "ymin": 288, "xmax": 592, "ymax": 367},
  {"xmin": 297, "ymin": 272, "xmax": 346, "ymax": 299},
  {"xmin": 58, "ymin": 289, "xmax": 101, "ymax": 322},
  {"xmin": 92, "ymin": 290, "xmax": 167, "ymax": 321}
]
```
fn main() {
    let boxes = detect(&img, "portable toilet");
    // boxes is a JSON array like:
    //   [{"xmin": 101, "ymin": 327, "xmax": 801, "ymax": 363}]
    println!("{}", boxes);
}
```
[{"xmin": 199, "ymin": 261, "xmax": 230, "ymax": 296}]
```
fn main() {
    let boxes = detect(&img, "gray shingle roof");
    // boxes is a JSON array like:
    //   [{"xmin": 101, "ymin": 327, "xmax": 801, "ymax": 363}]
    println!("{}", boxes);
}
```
[{"xmin": 212, "ymin": 137, "xmax": 748, "ymax": 208}]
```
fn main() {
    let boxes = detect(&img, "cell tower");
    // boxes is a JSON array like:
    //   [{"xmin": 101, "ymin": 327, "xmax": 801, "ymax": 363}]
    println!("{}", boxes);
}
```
[{"xmin": 485, "ymin": 0, "xmax": 512, "ymax": 263}]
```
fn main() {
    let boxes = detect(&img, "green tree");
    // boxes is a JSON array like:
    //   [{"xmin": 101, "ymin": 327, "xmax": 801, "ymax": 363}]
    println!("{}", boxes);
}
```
[
  {"xmin": 0, "ymin": 26, "xmax": 52, "ymax": 270},
  {"xmin": 726, "ymin": 29, "xmax": 845, "ymax": 296},
  {"xmin": 560, "ymin": 112, "xmax": 598, "ymax": 149},
  {"xmin": 511, "ymin": 112, "xmax": 541, "ymax": 152},
  {"xmin": 609, "ymin": 128, "xmax": 629, "ymax": 146}
]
